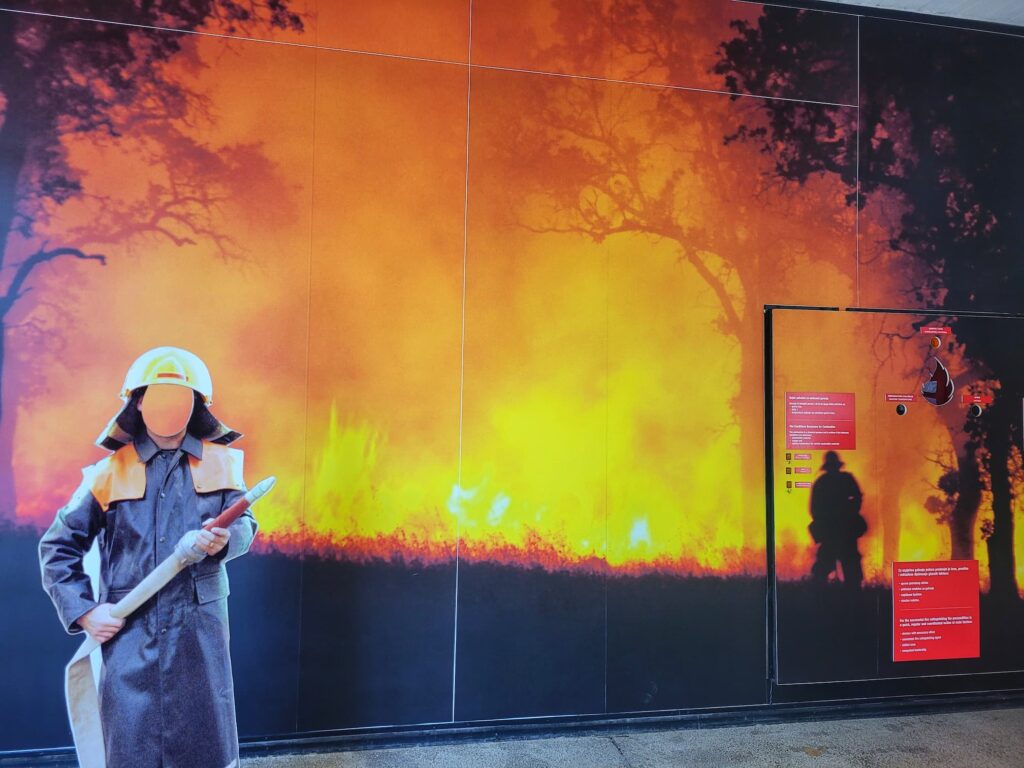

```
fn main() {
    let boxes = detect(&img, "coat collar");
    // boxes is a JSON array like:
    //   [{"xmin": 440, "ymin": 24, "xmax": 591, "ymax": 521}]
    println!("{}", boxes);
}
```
[{"xmin": 133, "ymin": 431, "xmax": 203, "ymax": 463}]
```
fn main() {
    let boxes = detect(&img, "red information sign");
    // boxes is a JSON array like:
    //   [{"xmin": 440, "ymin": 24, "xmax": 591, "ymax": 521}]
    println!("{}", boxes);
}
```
[
  {"xmin": 920, "ymin": 325, "xmax": 952, "ymax": 335},
  {"xmin": 892, "ymin": 560, "xmax": 979, "ymax": 662},
  {"xmin": 961, "ymin": 394, "xmax": 993, "ymax": 405},
  {"xmin": 885, "ymin": 393, "xmax": 916, "ymax": 402},
  {"xmin": 785, "ymin": 392, "xmax": 856, "ymax": 450}
]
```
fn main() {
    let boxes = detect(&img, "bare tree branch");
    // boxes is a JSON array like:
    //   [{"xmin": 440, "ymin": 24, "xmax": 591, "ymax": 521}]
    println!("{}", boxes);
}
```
[{"xmin": 0, "ymin": 245, "xmax": 106, "ymax": 319}]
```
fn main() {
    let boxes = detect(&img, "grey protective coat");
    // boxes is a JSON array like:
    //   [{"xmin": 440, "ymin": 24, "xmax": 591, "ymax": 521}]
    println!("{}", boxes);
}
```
[{"xmin": 39, "ymin": 431, "xmax": 256, "ymax": 768}]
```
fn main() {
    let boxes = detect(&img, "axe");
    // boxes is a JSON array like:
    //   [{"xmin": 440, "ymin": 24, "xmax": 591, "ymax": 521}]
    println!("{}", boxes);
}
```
[{"xmin": 65, "ymin": 476, "xmax": 276, "ymax": 768}]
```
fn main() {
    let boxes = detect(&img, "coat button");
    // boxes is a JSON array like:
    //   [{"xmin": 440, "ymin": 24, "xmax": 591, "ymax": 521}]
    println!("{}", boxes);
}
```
[
  {"xmin": 161, "ymin": 628, "xmax": 167, "ymax": 634},
  {"xmin": 159, "ymin": 536, "xmax": 166, "ymax": 543}
]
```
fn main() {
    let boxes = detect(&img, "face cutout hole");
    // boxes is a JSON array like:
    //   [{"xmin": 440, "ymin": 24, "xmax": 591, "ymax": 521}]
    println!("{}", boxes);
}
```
[
  {"xmin": 140, "ymin": 384, "xmax": 194, "ymax": 437},
  {"xmin": 896, "ymin": 403, "xmax": 908, "ymax": 416},
  {"xmin": 969, "ymin": 403, "xmax": 983, "ymax": 418}
]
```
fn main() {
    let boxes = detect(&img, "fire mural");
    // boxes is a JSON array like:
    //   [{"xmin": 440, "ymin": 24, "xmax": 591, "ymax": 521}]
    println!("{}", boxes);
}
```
[
  {"xmin": 2, "ymin": 0, "xmax": 1024, "ymax": 752},
  {"xmin": 1, "ymin": 1, "xmax": 861, "ymax": 582}
]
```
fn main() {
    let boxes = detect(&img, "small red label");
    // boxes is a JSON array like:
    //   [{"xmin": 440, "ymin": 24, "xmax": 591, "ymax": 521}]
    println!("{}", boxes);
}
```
[
  {"xmin": 920, "ymin": 326, "xmax": 952, "ymax": 335},
  {"xmin": 961, "ymin": 394, "xmax": 993, "ymax": 405},
  {"xmin": 794, "ymin": 467, "xmax": 812, "ymax": 474},
  {"xmin": 886, "ymin": 393, "xmax": 916, "ymax": 402},
  {"xmin": 794, "ymin": 453, "xmax": 812, "ymax": 460},
  {"xmin": 893, "ymin": 560, "xmax": 979, "ymax": 662},
  {"xmin": 794, "ymin": 481, "xmax": 812, "ymax": 489}
]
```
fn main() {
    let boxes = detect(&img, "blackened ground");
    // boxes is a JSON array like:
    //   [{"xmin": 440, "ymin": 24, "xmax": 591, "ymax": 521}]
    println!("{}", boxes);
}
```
[
  {"xmin": 296, "ymin": 556, "xmax": 457, "ymax": 731},
  {"xmin": 775, "ymin": 582, "xmax": 879, "ymax": 683},
  {"xmin": 228, "ymin": 549, "xmax": 304, "ymax": 737},
  {"xmin": 453, "ymin": 562, "xmax": 606, "ymax": 721},
  {"xmin": 0, "ymin": 526, "xmax": 306, "ymax": 749},
  {"xmin": 776, "ymin": 581, "xmax": 1024, "ymax": 683},
  {"xmin": 0, "ymin": 524, "xmax": 80, "ymax": 751},
  {"xmin": 10, "ymin": 518, "xmax": 1024, "ymax": 756},
  {"xmin": 303, "ymin": 564, "xmax": 767, "ymax": 724},
  {"xmin": 607, "ymin": 574, "xmax": 767, "ymax": 712}
]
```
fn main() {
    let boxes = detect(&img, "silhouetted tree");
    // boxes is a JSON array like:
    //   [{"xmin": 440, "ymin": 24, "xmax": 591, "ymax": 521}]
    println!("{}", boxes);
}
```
[
  {"xmin": 486, "ymin": 1, "xmax": 856, "ymax": 551},
  {"xmin": 925, "ymin": 439, "xmax": 981, "ymax": 560},
  {"xmin": 718, "ymin": 11, "xmax": 1024, "ymax": 598},
  {"xmin": 0, "ymin": 2, "xmax": 303, "ymax": 519}
]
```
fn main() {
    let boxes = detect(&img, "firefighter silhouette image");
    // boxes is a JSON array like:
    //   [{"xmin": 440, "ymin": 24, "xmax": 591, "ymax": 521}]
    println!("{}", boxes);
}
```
[
  {"xmin": 39, "ymin": 347, "xmax": 256, "ymax": 768},
  {"xmin": 808, "ymin": 451, "xmax": 866, "ymax": 590}
]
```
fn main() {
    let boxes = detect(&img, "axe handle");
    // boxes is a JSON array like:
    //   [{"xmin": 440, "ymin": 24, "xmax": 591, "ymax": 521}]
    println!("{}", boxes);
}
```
[
  {"xmin": 205, "ymin": 495, "xmax": 252, "ymax": 531},
  {"xmin": 205, "ymin": 476, "xmax": 275, "ymax": 530},
  {"xmin": 109, "ymin": 552, "xmax": 187, "ymax": 620}
]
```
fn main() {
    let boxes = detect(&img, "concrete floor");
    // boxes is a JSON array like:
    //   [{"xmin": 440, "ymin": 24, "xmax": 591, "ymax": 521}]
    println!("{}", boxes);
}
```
[{"xmin": 242, "ymin": 706, "xmax": 1024, "ymax": 767}]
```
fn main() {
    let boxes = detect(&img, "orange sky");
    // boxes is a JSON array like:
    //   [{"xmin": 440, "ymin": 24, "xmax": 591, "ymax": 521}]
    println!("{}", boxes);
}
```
[
  {"xmin": 4, "ymin": 2, "xmax": 990, "ymax": 583},
  {"xmin": 8, "ymin": 30, "xmax": 316, "ymax": 535}
]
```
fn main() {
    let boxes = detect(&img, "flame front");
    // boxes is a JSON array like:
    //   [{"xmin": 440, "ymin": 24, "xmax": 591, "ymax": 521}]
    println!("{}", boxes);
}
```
[{"xmin": 253, "ymin": 402, "xmax": 763, "ymax": 577}]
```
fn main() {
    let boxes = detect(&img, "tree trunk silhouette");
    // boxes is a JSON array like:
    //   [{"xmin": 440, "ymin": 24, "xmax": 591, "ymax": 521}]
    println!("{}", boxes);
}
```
[
  {"xmin": 0, "ymin": 3, "xmax": 302, "ymax": 523},
  {"xmin": 935, "ymin": 397, "xmax": 981, "ymax": 561},
  {"xmin": 675, "ymin": 237, "xmax": 763, "ymax": 555},
  {"xmin": 950, "ymin": 440, "xmax": 981, "ymax": 560},
  {"xmin": 879, "ymin": 473, "xmax": 901, "ymax": 572},
  {"xmin": 0, "ymin": 13, "xmax": 36, "ymax": 520},
  {"xmin": 737, "ymin": 293, "xmax": 764, "ymax": 555},
  {"xmin": 986, "ymin": 410, "xmax": 1018, "ymax": 600},
  {"xmin": 0, "ymin": 330, "xmax": 14, "ymax": 518}
]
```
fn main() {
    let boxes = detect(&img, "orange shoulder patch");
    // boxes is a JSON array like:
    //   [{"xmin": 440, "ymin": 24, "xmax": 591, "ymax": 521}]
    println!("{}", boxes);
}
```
[
  {"xmin": 189, "ymin": 442, "xmax": 246, "ymax": 494},
  {"xmin": 88, "ymin": 441, "xmax": 245, "ymax": 509},
  {"xmin": 88, "ymin": 444, "xmax": 146, "ymax": 512}
]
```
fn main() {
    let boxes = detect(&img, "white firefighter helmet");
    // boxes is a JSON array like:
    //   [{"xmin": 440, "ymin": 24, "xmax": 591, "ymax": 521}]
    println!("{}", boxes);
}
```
[
  {"xmin": 120, "ymin": 346, "xmax": 214, "ymax": 404},
  {"xmin": 96, "ymin": 346, "xmax": 240, "ymax": 450}
]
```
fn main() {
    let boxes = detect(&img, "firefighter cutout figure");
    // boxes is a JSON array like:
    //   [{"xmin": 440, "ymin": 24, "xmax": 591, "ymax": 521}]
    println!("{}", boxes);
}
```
[{"xmin": 39, "ymin": 347, "xmax": 275, "ymax": 768}]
